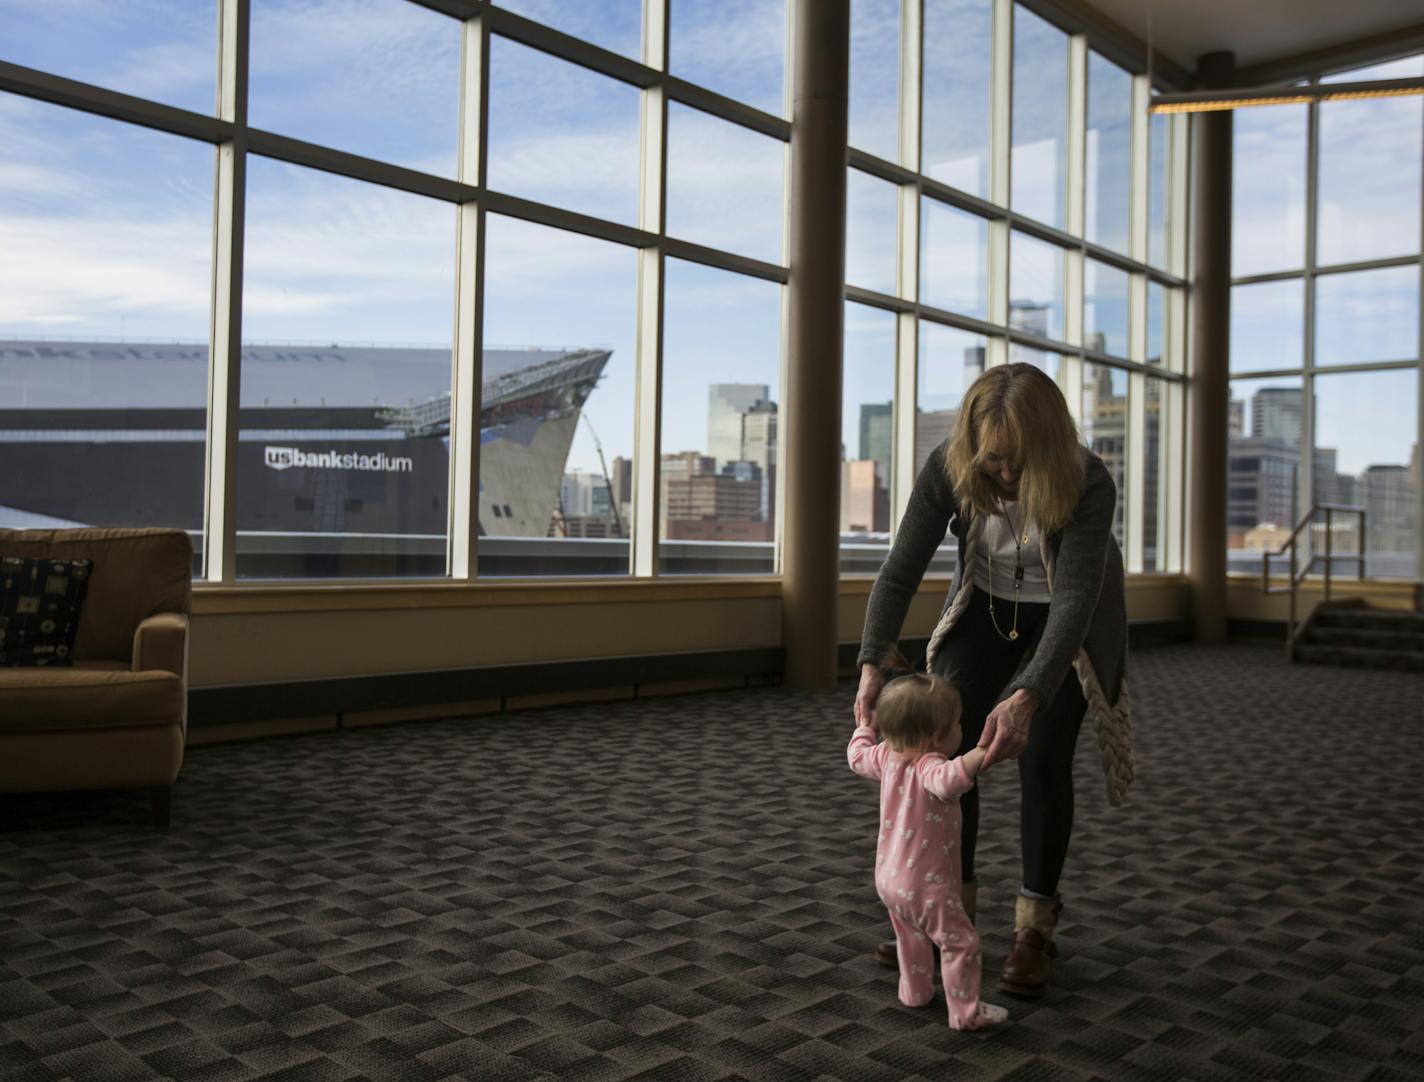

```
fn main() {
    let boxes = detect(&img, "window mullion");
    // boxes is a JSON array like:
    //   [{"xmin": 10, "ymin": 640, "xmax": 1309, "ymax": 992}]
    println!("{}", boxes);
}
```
[
  {"xmin": 1415, "ymin": 97, "xmax": 1424, "ymax": 584},
  {"xmin": 204, "ymin": 0, "xmax": 250, "ymax": 584},
  {"xmin": 447, "ymin": 13, "xmax": 486, "ymax": 580},
  {"xmin": 1129, "ymin": 74, "xmax": 1150, "ymax": 265},
  {"xmin": 1301, "ymin": 98, "xmax": 1319, "ymax": 536},
  {"xmin": 890, "ymin": 310, "xmax": 919, "ymax": 538},
  {"xmin": 632, "ymin": 0, "xmax": 668, "ymax": 577}
]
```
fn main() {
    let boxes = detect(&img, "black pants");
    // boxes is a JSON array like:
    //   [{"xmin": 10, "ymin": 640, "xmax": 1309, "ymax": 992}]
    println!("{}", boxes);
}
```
[{"xmin": 933, "ymin": 587, "xmax": 1087, "ymax": 896}]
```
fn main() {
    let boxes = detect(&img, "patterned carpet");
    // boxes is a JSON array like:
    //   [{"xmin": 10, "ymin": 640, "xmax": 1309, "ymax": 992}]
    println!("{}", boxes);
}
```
[{"xmin": 2, "ymin": 642, "xmax": 1422, "ymax": 1081}]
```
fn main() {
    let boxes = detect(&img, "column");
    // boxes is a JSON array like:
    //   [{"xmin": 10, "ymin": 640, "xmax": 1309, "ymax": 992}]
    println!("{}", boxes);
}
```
[
  {"xmin": 782, "ymin": 0, "xmax": 850, "ymax": 688},
  {"xmin": 1188, "ymin": 51, "xmax": 1235, "ymax": 642}
]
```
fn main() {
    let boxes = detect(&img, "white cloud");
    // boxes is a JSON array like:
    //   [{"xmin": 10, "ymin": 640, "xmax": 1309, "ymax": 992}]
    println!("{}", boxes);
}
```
[
  {"xmin": 500, "ymin": 0, "xmax": 641, "ymax": 57},
  {"xmin": 671, "ymin": 0, "xmax": 786, "ymax": 110},
  {"xmin": 487, "ymin": 127, "xmax": 640, "ymax": 221},
  {"xmin": 249, "ymin": 0, "xmax": 459, "ymax": 102},
  {"xmin": 666, "ymin": 105, "xmax": 785, "ymax": 263},
  {"xmin": 111, "ymin": 39, "xmax": 217, "ymax": 104},
  {"xmin": 0, "ymin": 0, "xmax": 215, "ymax": 108},
  {"xmin": 0, "ymin": 162, "xmax": 83, "ymax": 198},
  {"xmin": 0, "ymin": 215, "xmax": 211, "ymax": 332},
  {"xmin": 243, "ymin": 0, "xmax": 460, "ymax": 168},
  {"xmin": 921, "ymin": 201, "xmax": 988, "ymax": 317},
  {"xmin": 483, "ymin": 215, "xmax": 635, "ymax": 294}
]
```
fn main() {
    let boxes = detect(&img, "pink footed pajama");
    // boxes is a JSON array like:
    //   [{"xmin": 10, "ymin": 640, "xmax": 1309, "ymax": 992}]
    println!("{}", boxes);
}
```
[{"xmin": 848, "ymin": 727, "xmax": 1008, "ymax": 1030}]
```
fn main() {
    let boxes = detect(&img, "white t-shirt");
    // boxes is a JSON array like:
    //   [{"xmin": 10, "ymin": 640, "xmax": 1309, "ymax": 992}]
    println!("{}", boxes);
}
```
[{"xmin": 972, "ymin": 501, "xmax": 1051, "ymax": 602}]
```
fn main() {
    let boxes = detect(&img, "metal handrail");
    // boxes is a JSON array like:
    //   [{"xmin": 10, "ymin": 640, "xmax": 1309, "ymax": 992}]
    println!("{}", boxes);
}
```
[{"xmin": 1261, "ymin": 503, "xmax": 1367, "ymax": 657}]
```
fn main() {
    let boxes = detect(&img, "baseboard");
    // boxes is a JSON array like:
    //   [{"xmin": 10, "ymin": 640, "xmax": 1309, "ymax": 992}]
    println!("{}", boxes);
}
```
[
  {"xmin": 1128, "ymin": 618, "xmax": 1194, "ymax": 648},
  {"xmin": 1228, "ymin": 618, "xmax": 1289, "ymax": 641},
  {"xmin": 190, "ymin": 616, "xmax": 1197, "ymax": 731},
  {"xmin": 188, "ymin": 646, "xmax": 783, "ymax": 729}
]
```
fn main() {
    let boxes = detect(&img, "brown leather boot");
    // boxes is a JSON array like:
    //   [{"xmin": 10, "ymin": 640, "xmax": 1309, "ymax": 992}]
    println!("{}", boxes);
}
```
[
  {"xmin": 874, "ymin": 881, "xmax": 976, "ymax": 967},
  {"xmin": 998, "ymin": 893, "xmax": 1061, "ymax": 998}
]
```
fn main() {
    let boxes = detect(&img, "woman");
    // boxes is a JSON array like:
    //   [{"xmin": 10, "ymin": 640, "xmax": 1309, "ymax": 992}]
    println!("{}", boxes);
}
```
[{"xmin": 854, "ymin": 362, "xmax": 1132, "ymax": 999}]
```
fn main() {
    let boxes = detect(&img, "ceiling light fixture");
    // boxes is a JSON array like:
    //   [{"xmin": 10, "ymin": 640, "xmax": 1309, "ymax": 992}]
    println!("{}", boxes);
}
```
[{"xmin": 1149, "ymin": 77, "xmax": 1424, "ymax": 114}]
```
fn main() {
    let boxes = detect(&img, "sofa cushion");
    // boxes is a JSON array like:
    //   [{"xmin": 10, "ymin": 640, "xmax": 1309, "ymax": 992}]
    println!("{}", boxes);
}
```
[
  {"xmin": 0, "ymin": 663, "xmax": 185, "ymax": 732},
  {"xmin": 0, "ymin": 528, "xmax": 192, "ymax": 663},
  {"xmin": 0, "ymin": 555, "xmax": 92, "ymax": 666}
]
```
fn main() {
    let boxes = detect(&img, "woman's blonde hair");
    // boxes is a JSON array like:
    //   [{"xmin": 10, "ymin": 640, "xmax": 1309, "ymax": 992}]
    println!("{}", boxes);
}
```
[
  {"xmin": 876, "ymin": 672, "xmax": 961, "ymax": 755},
  {"xmin": 946, "ymin": 363, "xmax": 1085, "ymax": 533}
]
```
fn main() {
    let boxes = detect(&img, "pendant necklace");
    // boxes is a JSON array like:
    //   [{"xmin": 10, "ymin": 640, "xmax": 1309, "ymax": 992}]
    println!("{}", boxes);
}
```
[{"xmin": 986, "ymin": 499, "xmax": 1028, "ymax": 643}]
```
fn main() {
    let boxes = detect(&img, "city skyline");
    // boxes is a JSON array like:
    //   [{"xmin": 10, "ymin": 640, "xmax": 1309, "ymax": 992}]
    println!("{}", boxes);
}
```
[{"xmin": 2, "ymin": 3, "xmax": 1420, "ymax": 578}]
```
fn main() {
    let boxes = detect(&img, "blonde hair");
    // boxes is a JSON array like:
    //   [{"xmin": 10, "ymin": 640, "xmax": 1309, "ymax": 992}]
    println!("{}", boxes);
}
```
[
  {"xmin": 876, "ymin": 673, "xmax": 962, "ymax": 755},
  {"xmin": 946, "ymin": 363, "xmax": 1085, "ymax": 534}
]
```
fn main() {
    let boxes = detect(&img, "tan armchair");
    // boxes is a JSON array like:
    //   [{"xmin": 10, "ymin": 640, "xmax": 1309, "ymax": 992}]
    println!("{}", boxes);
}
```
[{"xmin": 0, "ymin": 527, "xmax": 193, "ymax": 829}]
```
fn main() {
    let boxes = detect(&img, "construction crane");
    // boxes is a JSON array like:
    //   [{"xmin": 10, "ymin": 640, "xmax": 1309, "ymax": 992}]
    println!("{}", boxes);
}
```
[{"xmin": 582, "ymin": 414, "xmax": 625, "ymax": 540}]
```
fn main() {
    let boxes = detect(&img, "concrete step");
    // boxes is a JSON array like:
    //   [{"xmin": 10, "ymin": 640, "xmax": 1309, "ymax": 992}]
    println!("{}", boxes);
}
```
[
  {"xmin": 1295, "ymin": 644, "xmax": 1424, "ymax": 672},
  {"xmin": 1303, "ymin": 626, "xmax": 1424, "ymax": 652},
  {"xmin": 1312, "ymin": 607, "xmax": 1424, "ymax": 635}
]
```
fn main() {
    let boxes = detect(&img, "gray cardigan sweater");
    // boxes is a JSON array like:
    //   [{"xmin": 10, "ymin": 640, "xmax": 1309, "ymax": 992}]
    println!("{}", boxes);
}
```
[{"xmin": 858, "ymin": 443, "xmax": 1134, "ymax": 802}]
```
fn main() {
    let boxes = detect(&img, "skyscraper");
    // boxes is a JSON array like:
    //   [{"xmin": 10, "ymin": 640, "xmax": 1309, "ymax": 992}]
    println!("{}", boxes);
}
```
[
  {"xmin": 1228, "ymin": 438, "xmax": 1299, "ymax": 549},
  {"xmin": 660, "ymin": 451, "xmax": 767, "ymax": 542},
  {"xmin": 914, "ymin": 411, "xmax": 957, "ymax": 475},
  {"xmin": 858, "ymin": 402, "xmax": 892, "ymax": 484},
  {"xmin": 1082, "ymin": 365, "xmax": 1127, "ymax": 546},
  {"xmin": 1252, "ymin": 386, "xmax": 1302, "ymax": 444},
  {"xmin": 559, "ymin": 470, "xmax": 609, "ymax": 519},
  {"xmin": 610, "ymin": 454, "xmax": 634, "ymax": 529},
  {"xmin": 1363, "ymin": 464, "xmax": 1416, "ymax": 567},
  {"xmin": 1009, "ymin": 300, "xmax": 1050, "ymax": 338},
  {"xmin": 1228, "ymin": 396, "xmax": 1245, "ymax": 437},
  {"xmin": 841, "ymin": 459, "xmax": 888, "ymax": 534},
  {"xmin": 741, "ymin": 401, "xmax": 778, "ymax": 522},
  {"xmin": 708, "ymin": 384, "xmax": 768, "ymax": 468}
]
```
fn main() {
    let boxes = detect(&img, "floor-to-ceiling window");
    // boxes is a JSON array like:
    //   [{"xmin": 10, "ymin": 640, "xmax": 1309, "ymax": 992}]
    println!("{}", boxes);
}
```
[
  {"xmin": 843, "ymin": 0, "xmax": 1189, "ymax": 574},
  {"xmin": 2, "ymin": 1, "xmax": 1188, "ymax": 584},
  {"xmin": 0, "ymin": 0, "xmax": 792, "ymax": 579},
  {"xmin": 1229, "ymin": 54, "xmax": 1423, "ymax": 580},
  {"xmin": 0, "ymin": 2, "xmax": 219, "ymax": 577}
]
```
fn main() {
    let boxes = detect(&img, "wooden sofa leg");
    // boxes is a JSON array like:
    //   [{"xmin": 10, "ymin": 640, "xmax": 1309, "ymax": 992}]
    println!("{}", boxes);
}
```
[{"xmin": 150, "ymin": 785, "xmax": 173, "ymax": 831}]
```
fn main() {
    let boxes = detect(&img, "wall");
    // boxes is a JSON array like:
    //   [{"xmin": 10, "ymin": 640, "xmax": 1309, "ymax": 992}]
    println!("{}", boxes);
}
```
[
  {"xmin": 189, "ymin": 567, "xmax": 1418, "ymax": 691},
  {"xmin": 186, "ymin": 574, "xmax": 1190, "ymax": 740},
  {"xmin": 191, "ymin": 580, "xmax": 781, "ymax": 686},
  {"xmin": 1225, "ymin": 574, "xmax": 1420, "ymax": 623}
]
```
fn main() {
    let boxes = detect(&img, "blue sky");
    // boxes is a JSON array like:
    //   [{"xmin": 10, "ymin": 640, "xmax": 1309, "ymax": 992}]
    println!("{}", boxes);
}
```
[
  {"xmin": 849, "ymin": 0, "xmax": 899, "ymax": 163},
  {"xmin": 1, "ymin": 0, "xmax": 1418, "ymax": 485},
  {"xmin": 922, "ymin": 0, "xmax": 993, "ymax": 194},
  {"xmin": 1012, "ymin": 6, "xmax": 1069, "ymax": 229},
  {"xmin": 499, "ymin": 0, "xmax": 642, "ymax": 60}
]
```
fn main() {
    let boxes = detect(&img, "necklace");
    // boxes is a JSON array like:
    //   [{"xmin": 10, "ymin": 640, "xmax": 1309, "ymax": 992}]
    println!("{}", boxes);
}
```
[{"xmin": 986, "ymin": 500, "xmax": 1029, "ymax": 642}]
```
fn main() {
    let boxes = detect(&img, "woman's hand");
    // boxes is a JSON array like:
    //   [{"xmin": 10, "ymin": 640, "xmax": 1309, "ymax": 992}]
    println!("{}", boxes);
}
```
[
  {"xmin": 854, "ymin": 664, "xmax": 885, "ymax": 728},
  {"xmin": 978, "ymin": 688, "xmax": 1039, "ymax": 767}
]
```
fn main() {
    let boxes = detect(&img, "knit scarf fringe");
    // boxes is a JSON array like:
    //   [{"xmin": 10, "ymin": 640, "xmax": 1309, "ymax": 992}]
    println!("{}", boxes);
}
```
[{"xmin": 1075, "ymin": 650, "xmax": 1135, "ymax": 807}]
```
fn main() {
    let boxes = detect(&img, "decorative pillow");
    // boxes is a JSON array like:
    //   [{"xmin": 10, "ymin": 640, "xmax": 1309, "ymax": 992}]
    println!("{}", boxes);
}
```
[{"xmin": 0, "ymin": 555, "xmax": 92, "ymax": 667}]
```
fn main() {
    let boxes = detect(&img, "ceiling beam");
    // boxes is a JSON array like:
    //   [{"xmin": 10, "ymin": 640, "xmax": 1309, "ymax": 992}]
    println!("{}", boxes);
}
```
[
  {"xmin": 1235, "ymin": 20, "xmax": 1424, "ymax": 86},
  {"xmin": 1018, "ymin": 0, "xmax": 1193, "ymax": 89}
]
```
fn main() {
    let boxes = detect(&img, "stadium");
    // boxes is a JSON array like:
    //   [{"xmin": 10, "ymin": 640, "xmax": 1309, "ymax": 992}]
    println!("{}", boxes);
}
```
[{"xmin": 0, "ymin": 339, "xmax": 610, "ymax": 576}]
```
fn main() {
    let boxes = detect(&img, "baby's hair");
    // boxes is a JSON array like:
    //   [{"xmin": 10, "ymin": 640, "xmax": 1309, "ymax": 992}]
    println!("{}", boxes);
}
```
[
  {"xmin": 876, "ymin": 671, "xmax": 962, "ymax": 755},
  {"xmin": 878, "ymin": 644, "xmax": 921, "ymax": 677}
]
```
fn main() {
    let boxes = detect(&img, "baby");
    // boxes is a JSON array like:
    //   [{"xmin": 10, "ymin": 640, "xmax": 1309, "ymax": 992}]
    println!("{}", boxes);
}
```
[{"xmin": 848, "ymin": 671, "xmax": 1008, "ymax": 1030}]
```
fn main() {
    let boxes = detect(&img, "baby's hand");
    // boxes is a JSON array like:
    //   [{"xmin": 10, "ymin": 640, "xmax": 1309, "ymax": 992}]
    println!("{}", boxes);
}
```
[{"xmin": 963, "ymin": 747, "xmax": 988, "ymax": 775}]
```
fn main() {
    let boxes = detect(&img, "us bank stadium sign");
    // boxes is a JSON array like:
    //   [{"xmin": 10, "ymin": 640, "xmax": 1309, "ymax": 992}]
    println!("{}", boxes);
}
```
[{"xmin": 264, "ymin": 447, "xmax": 414, "ymax": 473}]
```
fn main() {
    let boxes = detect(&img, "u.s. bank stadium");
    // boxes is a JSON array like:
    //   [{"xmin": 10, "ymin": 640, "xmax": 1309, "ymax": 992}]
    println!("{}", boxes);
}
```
[{"xmin": 0, "ymin": 339, "xmax": 610, "ymax": 576}]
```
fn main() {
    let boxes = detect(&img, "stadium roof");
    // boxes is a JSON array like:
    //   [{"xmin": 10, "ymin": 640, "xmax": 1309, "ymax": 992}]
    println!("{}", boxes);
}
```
[{"xmin": 0, "ymin": 341, "xmax": 580, "ymax": 410}]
